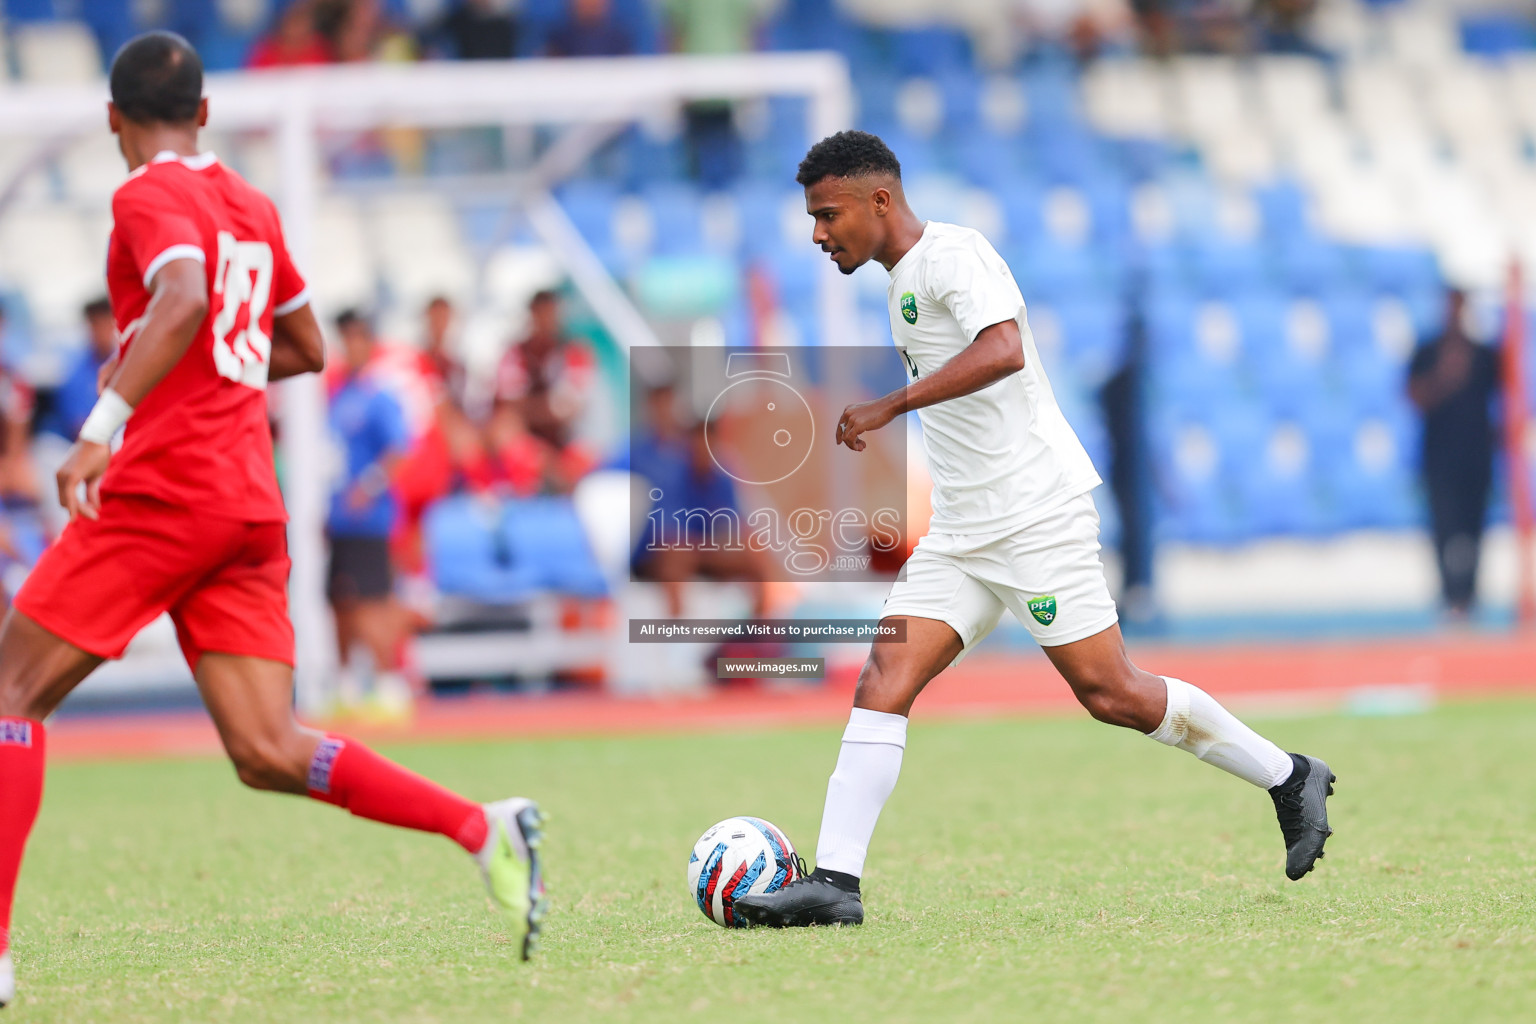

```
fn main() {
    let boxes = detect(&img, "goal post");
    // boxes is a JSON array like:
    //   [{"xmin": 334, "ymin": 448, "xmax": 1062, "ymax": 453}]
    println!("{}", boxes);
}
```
[{"xmin": 0, "ymin": 53, "xmax": 857, "ymax": 711}]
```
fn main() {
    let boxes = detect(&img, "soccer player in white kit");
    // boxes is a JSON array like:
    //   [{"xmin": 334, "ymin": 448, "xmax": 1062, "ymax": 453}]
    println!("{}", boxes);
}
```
[{"xmin": 737, "ymin": 131, "xmax": 1336, "ymax": 928}]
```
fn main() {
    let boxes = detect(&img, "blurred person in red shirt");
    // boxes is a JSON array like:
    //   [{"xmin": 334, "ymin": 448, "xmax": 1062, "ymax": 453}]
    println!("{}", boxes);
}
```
[
  {"xmin": 247, "ymin": 1, "xmax": 333, "ymax": 68},
  {"xmin": 491, "ymin": 289, "xmax": 598, "ymax": 495}
]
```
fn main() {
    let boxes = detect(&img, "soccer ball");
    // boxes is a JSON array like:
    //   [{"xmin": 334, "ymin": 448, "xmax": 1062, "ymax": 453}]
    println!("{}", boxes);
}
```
[{"xmin": 687, "ymin": 816, "xmax": 801, "ymax": 927}]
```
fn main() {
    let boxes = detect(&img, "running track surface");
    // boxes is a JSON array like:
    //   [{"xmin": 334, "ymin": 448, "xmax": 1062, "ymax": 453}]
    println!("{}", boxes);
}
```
[{"xmin": 48, "ymin": 633, "xmax": 1536, "ymax": 762}]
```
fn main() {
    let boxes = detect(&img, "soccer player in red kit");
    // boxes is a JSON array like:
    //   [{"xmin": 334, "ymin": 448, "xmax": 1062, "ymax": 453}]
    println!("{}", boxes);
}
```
[{"xmin": 0, "ymin": 33, "xmax": 546, "ymax": 1005}]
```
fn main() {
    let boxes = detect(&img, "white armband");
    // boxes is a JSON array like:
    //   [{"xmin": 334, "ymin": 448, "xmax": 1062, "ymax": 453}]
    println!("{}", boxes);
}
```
[{"xmin": 78, "ymin": 388, "xmax": 134, "ymax": 445}]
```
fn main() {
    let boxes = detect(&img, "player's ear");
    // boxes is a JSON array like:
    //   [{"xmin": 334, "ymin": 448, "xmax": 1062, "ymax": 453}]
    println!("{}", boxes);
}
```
[
  {"xmin": 107, "ymin": 102, "xmax": 120, "ymax": 135},
  {"xmin": 871, "ymin": 186, "xmax": 891, "ymax": 217},
  {"xmin": 196, "ymin": 98, "xmax": 209, "ymax": 129}
]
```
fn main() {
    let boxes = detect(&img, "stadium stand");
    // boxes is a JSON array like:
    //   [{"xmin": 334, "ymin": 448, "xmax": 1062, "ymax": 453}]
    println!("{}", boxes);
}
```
[{"xmin": 0, "ymin": 0, "xmax": 1531, "ymax": 673}]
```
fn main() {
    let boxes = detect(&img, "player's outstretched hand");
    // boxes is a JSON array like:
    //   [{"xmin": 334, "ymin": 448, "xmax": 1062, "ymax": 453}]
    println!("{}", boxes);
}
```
[
  {"xmin": 56, "ymin": 441, "xmax": 111, "ymax": 521},
  {"xmin": 837, "ymin": 395, "xmax": 899, "ymax": 452}
]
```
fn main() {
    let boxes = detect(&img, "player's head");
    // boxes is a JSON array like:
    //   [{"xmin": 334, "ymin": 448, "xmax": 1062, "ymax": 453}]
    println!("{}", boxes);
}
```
[
  {"xmin": 797, "ymin": 130, "xmax": 904, "ymax": 275},
  {"xmin": 108, "ymin": 32, "xmax": 206, "ymax": 130},
  {"xmin": 528, "ymin": 289, "xmax": 561, "ymax": 340},
  {"xmin": 335, "ymin": 309, "xmax": 376, "ymax": 372},
  {"xmin": 83, "ymin": 297, "xmax": 116, "ymax": 356}
]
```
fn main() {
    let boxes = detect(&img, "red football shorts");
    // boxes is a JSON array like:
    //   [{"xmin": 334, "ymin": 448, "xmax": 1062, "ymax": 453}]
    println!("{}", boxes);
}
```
[{"xmin": 15, "ymin": 494, "xmax": 295, "ymax": 670}]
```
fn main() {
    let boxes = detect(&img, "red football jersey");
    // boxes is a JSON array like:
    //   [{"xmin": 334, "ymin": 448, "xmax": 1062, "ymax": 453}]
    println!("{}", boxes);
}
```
[{"xmin": 103, "ymin": 151, "xmax": 308, "ymax": 522}]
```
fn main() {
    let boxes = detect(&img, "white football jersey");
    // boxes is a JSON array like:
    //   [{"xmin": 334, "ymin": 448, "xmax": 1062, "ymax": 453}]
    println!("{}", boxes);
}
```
[{"xmin": 886, "ymin": 221, "xmax": 1101, "ymax": 536}]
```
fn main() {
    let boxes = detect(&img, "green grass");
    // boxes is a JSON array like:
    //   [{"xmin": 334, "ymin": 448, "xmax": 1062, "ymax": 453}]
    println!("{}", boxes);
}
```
[{"xmin": 12, "ymin": 698, "xmax": 1536, "ymax": 1022}]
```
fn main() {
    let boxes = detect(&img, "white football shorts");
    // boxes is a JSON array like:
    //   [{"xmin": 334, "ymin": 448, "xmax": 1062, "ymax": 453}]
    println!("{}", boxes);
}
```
[{"xmin": 881, "ymin": 491, "xmax": 1119, "ymax": 659}]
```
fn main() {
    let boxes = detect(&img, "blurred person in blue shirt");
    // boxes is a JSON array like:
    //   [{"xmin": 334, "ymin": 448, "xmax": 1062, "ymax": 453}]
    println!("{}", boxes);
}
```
[
  {"xmin": 548, "ymin": 0, "xmax": 634, "ymax": 56},
  {"xmin": 328, "ymin": 309, "xmax": 414, "ymax": 716},
  {"xmin": 39, "ymin": 298, "xmax": 117, "ymax": 442},
  {"xmin": 629, "ymin": 382, "xmax": 765, "ymax": 618}
]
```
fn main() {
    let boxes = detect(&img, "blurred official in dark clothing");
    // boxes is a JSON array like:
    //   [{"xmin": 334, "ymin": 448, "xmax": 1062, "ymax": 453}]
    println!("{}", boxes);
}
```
[{"xmin": 1407, "ymin": 289, "xmax": 1500, "ymax": 618}]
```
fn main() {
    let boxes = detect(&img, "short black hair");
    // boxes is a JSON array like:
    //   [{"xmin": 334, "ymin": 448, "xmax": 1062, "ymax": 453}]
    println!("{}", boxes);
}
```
[
  {"xmin": 529, "ymin": 289, "xmax": 560, "ymax": 308},
  {"xmin": 335, "ymin": 308, "xmax": 371, "ymax": 333},
  {"xmin": 109, "ymin": 31, "xmax": 203, "ymax": 125},
  {"xmin": 83, "ymin": 297, "xmax": 113, "ymax": 320},
  {"xmin": 796, "ymin": 131, "xmax": 901, "ymax": 188}
]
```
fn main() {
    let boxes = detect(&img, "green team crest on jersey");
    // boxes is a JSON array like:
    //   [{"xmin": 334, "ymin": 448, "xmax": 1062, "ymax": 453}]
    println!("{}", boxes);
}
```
[
  {"xmin": 1028, "ymin": 595, "xmax": 1058, "ymax": 626},
  {"xmin": 900, "ymin": 291, "xmax": 918, "ymax": 324}
]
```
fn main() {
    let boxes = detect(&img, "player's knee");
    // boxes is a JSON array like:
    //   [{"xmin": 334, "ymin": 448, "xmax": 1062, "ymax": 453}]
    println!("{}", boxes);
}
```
[
  {"xmin": 1070, "ymin": 665, "xmax": 1143, "ymax": 728},
  {"xmin": 229, "ymin": 736, "xmax": 307, "ymax": 792},
  {"xmin": 853, "ymin": 658, "xmax": 914, "ymax": 716}
]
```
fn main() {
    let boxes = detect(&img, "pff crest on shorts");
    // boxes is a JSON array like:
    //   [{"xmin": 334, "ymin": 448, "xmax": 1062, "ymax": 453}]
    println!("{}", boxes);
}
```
[{"xmin": 1028, "ymin": 594, "xmax": 1058, "ymax": 626}]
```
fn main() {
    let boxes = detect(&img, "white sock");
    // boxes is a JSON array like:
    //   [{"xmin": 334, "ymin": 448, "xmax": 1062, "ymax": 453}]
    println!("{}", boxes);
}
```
[
  {"xmin": 813, "ymin": 708, "xmax": 908, "ymax": 879},
  {"xmin": 1148, "ymin": 676, "xmax": 1294, "ymax": 789}
]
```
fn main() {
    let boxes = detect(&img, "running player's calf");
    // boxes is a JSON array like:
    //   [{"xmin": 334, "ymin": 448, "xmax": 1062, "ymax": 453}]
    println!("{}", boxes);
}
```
[
  {"xmin": 1044, "ymin": 627, "xmax": 1334, "ymax": 881},
  {"xmin": 198, "ymin": 654, "xmax": 549, "ymax": 958}
]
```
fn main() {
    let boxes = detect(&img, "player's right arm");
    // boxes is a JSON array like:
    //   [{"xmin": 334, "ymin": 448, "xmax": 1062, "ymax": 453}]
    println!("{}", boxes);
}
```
[{"xmin": 57, "ymin": 257, "xmax": 208, "ymax": 521}]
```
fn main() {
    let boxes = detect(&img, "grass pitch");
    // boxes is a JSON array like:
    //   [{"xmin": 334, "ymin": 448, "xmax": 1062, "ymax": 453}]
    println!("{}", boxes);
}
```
[{"xmin": 14, "ymin": 697, "xmax": 1536, "ymax": 1022}]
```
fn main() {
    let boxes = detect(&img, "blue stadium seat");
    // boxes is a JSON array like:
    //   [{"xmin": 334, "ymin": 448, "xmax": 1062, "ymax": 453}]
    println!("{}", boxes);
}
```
[
  {"xmin": 1355, "ymin": 246, "xmax": 1440, "ymax": 295},
  {"xmin": 1042, "ymin": 297, "xmax": 1127, "ymax": 387},
  {"xmin": 501, "ymin": 499, "xmax": 608, "ymax": 597},
  {"xmin": 889, "ymin": 27, "xmax": 972, "ymax": 77},
  {"xmin": 1275, "ymin": 235, "xmax": 1351, "ymax": 293},
  {"xmin": 1188, "ymin": 240, "xmax": 1271, "ymax": 295},
  {"xmin": 425, "ymin": 497, "xmax": 543, "ymax": 604},
  {"xmin": 641, "ymin": 183, "xmax": 705, "ymax": 256},
  {"xmin": 1008, "ymin": 239, "xmax": 1099, "ymax": 301},
  {"xmin": 1253, "ymin": 180, "xmax": 1312, "ymax": 242},
  {"xmin": 557, "ymin": 180, "xmax": 621, "ymax": 264}
]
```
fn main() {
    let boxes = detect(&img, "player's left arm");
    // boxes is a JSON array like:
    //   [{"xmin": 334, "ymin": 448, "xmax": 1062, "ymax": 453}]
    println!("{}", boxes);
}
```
[
  {"xmin": 268, "ymin": 303, "xmax": 326, "ymax": 380},
  {"xmin": 838, "ymin": 238, "xmax": 1026, "ymax": 452},
  {"xmin": 837, "ymin": 320, "xmax": 1024, "ymax": 452},
  {"xmin": 57, "ymin": 258, "xmax": 209, "ymax": 520}
]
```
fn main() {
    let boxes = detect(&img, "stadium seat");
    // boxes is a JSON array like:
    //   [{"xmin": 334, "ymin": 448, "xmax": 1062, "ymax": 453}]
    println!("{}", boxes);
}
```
[
  {"xmin": 641, "ymin": 183, "xmax": 705, "ymax": 257},
  {"xmin": 425, "ymin": 497, "xmax": 543, "ymax": 605},
  {"xmin": 310, "ymin": 198, "xmax": 378, "ymax": 312},
  {"xmin": 888, "ymin": 27, "xmax": 972, "ymax": 78},
  {"xmin": 1188, "ymin": 240, "xmax": 1271, "ymax": 295},
  {"xmin": 502, "ymin": 499, "xmax": 609, "ymax": 598},
  {"xmin": 1355, "ymin": 246, "xmax": 1441, "ymax": 295},
  {"xmin": 13, "ymin": 21, "xmax": 103, "ymax": 83},
  {"xmin": 372, "ymin": 194, "xmax": 475, "ymax": 308}
]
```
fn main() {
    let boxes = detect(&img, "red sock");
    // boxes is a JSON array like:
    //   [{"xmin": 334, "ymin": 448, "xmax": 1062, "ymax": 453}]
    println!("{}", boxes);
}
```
[
  {"xmin": 0, "ymin": 718, "xmax": 45, "ymax": 955},
  {"xmin": 306, "ymin": 735, "xmax": 488, "ymax": 853}
]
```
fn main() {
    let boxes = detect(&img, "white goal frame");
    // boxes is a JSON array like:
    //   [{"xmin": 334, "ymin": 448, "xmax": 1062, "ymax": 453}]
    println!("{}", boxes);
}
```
[{"xmin": 0, "ymin": 53, "xmax": 856, "ymax": 712}]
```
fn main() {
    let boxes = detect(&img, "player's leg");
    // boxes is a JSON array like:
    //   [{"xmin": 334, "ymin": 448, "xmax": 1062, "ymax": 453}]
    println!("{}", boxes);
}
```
[
  {"xmin": 192, "ymin": 652, "xmax": 547, "ymax": 958},
  {"xmin": 738, "ymin": 544, "xmax": 1005, "ymax": 928},
  {"xmin": 1041, "ymin": 625, "xmax": 1334, "ymax": 879},
  {"xmin": 0, "ymin": 612, "xmax": 104, "ymax": 1006}
]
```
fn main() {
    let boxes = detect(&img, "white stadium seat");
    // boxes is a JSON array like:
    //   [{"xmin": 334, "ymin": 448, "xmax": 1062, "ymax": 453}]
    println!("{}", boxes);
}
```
[
  {"xmin": 1080, "ymin": 59, "xmax": 1170, "ymax": 139},
  {"xmin": 309, "ymin": 197, "xmax": 377, "ymax": 314},
  {"xmin": 0, "ymin": 206, "xmax": 108, "ymax": 330},
  {"xmin": 13, "ymin": 22, "xmax": 103, "ymax": 84},
  {"xmin": 371, "ymin": 192, "xmax": 474, "ymax": 308}
]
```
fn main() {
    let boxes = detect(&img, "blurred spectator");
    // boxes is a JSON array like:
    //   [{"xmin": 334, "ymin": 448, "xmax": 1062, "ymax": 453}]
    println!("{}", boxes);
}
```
[
  {"xmin": 1252, "ymin": 0, "xmax": 1323, "ymax": 55},
  {"xmin": 420, "ymin": 0, "xmax": 518, "ymax": 60},
  {"xmin": 486, "ymin": 290, "xmax": 599, "ymax": 495},
  {"xmin": 663, "ymin": 0, "xmax": 773, "ymax": 186},
  {"xmin": 496, "ymin": 291, "xmax": 595, "ymax": 447},
  {"xmin": 630, "ymin": 382, "xmax": 767, "ymax": 618},
  {"xmin": 248, "ymin": 1, "xmax": 334, "ymax": 68},
  {"xmin": 316, "ymin": 0, "xmax": 413, "ymax": 63},
  {"xmin": 39, "ymin": 298, "xmax": 116, "ymax": 442},
  {"xmin": 0, "ymin": 305, "xmax": 35, "ymax": 506},
  {"xmin": 422, "ymin": 295, "xmax": 471, "ymax": 416},
  {"xmin": 548, "ymin": 0, "xmax": 634, "ymax": 57},
  {"xmin": 1407, "ymin": 289, "xmax": 1500, "ymax": 620},
  {"xmin": 327, "ymin": 310, "xmax": 413, "ymax": 717}
]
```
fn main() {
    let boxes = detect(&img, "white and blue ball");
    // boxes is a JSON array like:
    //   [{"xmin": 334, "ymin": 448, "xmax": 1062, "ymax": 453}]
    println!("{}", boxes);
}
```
[{"xmin": 687, "ymin": 816, "xmax": 800, "ymax": 927}]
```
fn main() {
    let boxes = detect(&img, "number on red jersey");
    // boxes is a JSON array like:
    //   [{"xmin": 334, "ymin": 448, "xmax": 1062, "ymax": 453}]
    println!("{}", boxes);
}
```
[{"xmin": 211, "ymin": 230, "xmax": 274, "ymax": 391}]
